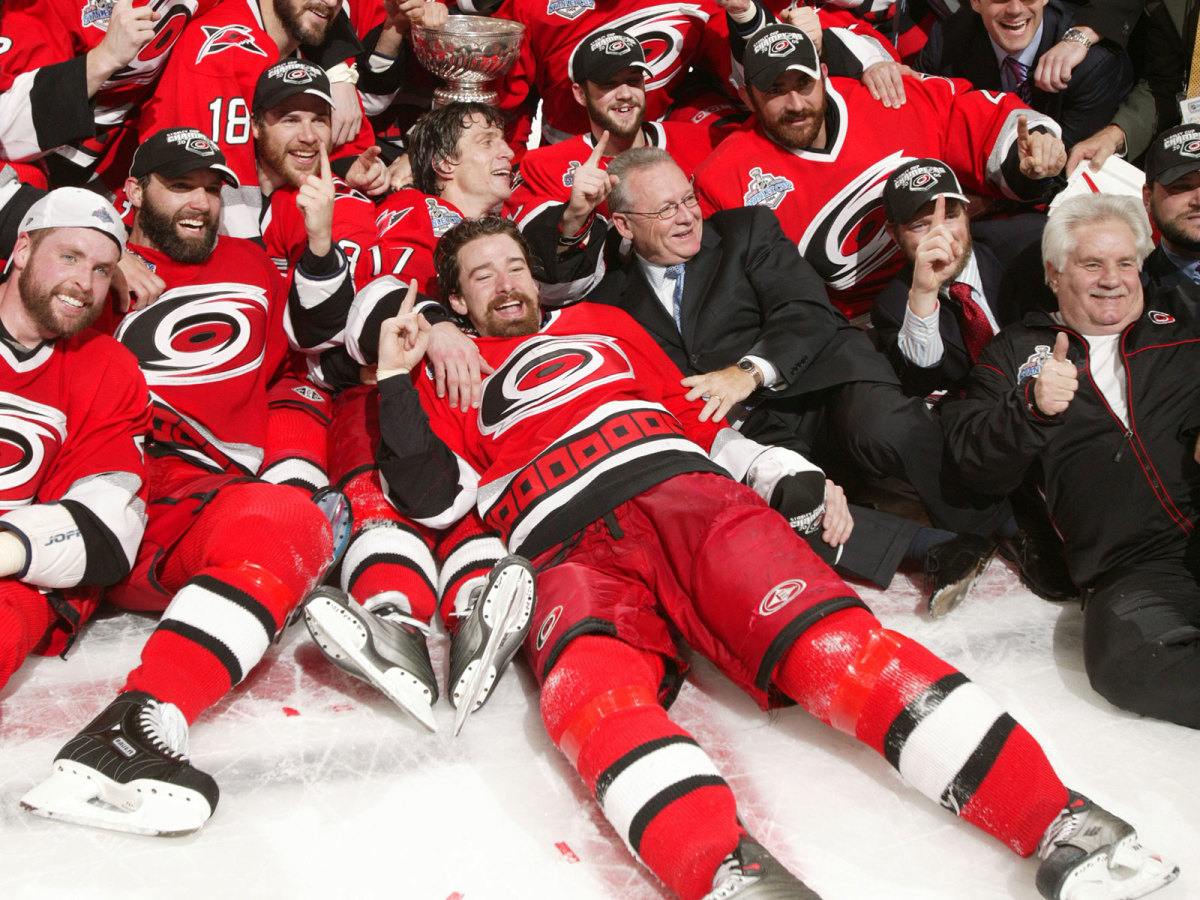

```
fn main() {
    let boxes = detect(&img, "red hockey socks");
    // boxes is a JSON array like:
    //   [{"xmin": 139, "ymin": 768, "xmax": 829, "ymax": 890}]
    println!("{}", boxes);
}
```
[
  {"xmin": 261, "ymin": 375, "xmax": 331, "ymax": 494},
  {"xmin": 0, "ymin": 581, "xmax": 57, "ymax": 690},
  {"xmin": 124, "ymin": 482, "xmax": 332, "ymax": 721},
  {"xmin": 436, "ymin": 512, "xmax": 504, "ymax": 632},
  {"xmin": 775, "ymin": 607, "xmax": 1068, "ymax": 857},
  {"xmin": 542, "ymin": 635, "xmax": 741, "ymax": 900}
]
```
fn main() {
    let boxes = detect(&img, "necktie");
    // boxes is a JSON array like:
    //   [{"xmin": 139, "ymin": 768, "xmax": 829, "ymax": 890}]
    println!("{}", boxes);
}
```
[
  {"xmin": 665, "ymin": 263, "xmax": 685, "ymax": 331},
  {"xmin": 1002, "ymin": 55, "xmax": 1032, "ymax": 102},
  {"xmin": 948, "ymin": 281, "xmax": 995, "ymax": 361}
]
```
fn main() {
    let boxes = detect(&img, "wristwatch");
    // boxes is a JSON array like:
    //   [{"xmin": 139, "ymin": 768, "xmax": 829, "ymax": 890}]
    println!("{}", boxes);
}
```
[
  {"xmin": 737, "ymin": 357, "xmax": 765, "ymax": 388},
  {"xmin": 1060, "ymin": 27, "xmax": 1093, "ymax": 48}
]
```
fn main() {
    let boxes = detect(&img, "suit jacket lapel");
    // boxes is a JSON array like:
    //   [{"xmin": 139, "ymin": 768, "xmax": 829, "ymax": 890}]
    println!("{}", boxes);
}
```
[
  {"xmin": 676, "ymin": 227, "xmax": 722, "ymax": 345},
  {"xmin": 622, "ymin": 263, "xmax": 684, "ymax": 353}
]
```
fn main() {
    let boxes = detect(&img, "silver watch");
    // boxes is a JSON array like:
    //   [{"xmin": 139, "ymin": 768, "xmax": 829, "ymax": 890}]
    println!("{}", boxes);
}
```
[
  {"xmin": 737, "ymin": 357, "xmax": 765, "ymax": 388},
  {"xmin": 1060, "ymin": 27, "xmax": 1093, "ymax": 48}
]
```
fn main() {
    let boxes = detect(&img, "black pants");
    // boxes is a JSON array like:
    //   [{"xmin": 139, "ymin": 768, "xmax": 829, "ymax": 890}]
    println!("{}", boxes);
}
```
[
  {"xmin": 746, "ymin": 381, "xmax": 1010, "ymax": 537},
  {"xmin": 1084, "ymin": 558, "xmax": 1200, "ymax": 729}
]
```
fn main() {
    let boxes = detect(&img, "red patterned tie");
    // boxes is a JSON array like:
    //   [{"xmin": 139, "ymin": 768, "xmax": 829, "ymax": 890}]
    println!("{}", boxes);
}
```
[{"xmin": 948, "ymin": 281, "xmax": 995, "ymax": 361}]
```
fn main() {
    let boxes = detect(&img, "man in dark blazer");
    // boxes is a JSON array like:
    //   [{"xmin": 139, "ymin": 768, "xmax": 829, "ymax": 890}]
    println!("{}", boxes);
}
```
[
  {"xmin": 1142, "ymin": 124, "xmax": 1200, "ymax": 297},
  {"xmin": 529, "ymin": 145, "xmax": 1014, "ymax": 613},
  {"xmin": 915, "ymin": 0, "xmax": 1134, "ymax": 148}
]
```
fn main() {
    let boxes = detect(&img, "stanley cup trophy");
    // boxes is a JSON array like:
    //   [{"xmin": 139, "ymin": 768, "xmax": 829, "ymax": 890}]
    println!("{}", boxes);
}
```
[{"xmin": 410, "ymin": 16, "xmax": 525, "ymax": 107}]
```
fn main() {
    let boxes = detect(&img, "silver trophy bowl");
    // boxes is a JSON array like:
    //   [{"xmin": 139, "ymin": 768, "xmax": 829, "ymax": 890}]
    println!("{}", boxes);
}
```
[{"xmin": 411, "ymin": 16, "xmax": 525, "ymax": 107}]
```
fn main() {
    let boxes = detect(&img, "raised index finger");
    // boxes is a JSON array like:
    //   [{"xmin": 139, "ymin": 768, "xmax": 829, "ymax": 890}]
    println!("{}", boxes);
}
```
[
  {"xmin": 586, "ymin": 130, "xmax": 610, "ymax": 167},
  {"xmin": 399, "ymin": 277, "xmax": 419, "ymax": 314},
  {"xmin": 318, "ymin": 143, "xmax": 333, "ymax": 186},
  {"xmin": 931, "ymin": 193, "xmax": 945, "ymax": 228},
  {"xmin": 1017, "ymin": 114, "xmax": 1030, "ymax": 150}
]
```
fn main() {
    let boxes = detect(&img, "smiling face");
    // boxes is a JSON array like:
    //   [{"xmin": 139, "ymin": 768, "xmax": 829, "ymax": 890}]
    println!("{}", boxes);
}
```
[
  {"xmin": 612, "ymin": 162, "xmax": 703, "ymax": 265},
  {"xmin": 1047, "ymin": 218, "xmax": 1144, "ymax": 336},
  {"xmin": 442, "ymin": 113, "xmax": 515, "ymax": 215},
  {"xmin": 574, "ymin": 67, "xmax": 647, "ymax": 142},
  {"xmin": 971, "ymin": 0, "xmax": 1046, "ymax": 55},
  {"xmin": 129, "ymin": 169, "xmax": 222, "ymax": 264},
  {"xmin": 889, "ymin": 197, "xmax": 973, "ymax": 278},
  {"xmin": 253, "ymin": 94, "xmax": 333, "ymax": 189},
  {"xmin": 5, "ymin": 227, "xmax": 119, "ymax": 344},
  {"xmin": 747, "ymin": 68, "xmax": 828, "ymax": 152},
  {"xmin": 272, "ymin": 0, "xmax": 337, "ymax": 46},
  {"xmin": 447, "ymin": 232, "xmax": 542, "ymax": 337}
]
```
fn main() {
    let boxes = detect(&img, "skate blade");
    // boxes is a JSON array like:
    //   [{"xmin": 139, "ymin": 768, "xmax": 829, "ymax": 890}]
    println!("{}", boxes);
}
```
[
  {"xmin": 1059, "ymin": 835, "xmax": 1180, "ymax": 900},
  {"xmin": 452, "ymin": 561, "xmax": 535, "ymax": 737},
  {"xmin": 305, "ymin": 597, "xmax": 437, "ymax": 733},
  {"xmin": 21, "ymin": 763, "xmax": 213, "ymax": 837},
  {"xmin": 929, "ymin": 550, "xmax": 996, "ymax": 619},
  {"xmin": 312, "ymin": 488, "xmax": 353, "ymax": 577}
]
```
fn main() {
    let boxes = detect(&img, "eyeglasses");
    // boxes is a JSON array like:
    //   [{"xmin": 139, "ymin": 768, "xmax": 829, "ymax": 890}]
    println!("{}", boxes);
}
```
[{"xmin": 619, "ymin": 193, "xmax": 700, "ymax": 220}]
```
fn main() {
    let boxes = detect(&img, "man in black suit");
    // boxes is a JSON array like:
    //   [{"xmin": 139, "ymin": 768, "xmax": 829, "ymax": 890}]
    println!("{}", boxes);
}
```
[
  {"xmin": 873, "ymin": 159, "xmax": 1076, "ymax": 603},
  {"xmin": 1142, "ymin": 124, "xmax": 1200, "ymax": 294},
  {"xmin": 915, "ymin": 0, "xmax": 1134, "ymax": 148},
  {"xmin": 530, "ymin": 145, "xmax": 1012, "ymax": 613}
]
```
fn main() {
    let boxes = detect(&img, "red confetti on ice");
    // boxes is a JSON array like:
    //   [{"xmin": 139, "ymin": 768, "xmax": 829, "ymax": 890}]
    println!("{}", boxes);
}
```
[
  {"xmin": 282, "ymin": 707, "xmax": 299, "ymax": 717},
  {"xmin": 555, "ymin": 842, "xmax": 580, "ymax": 864},
  {"xmin": 445, "ymin": 893, "xmax": 464, "ymax": 900}
]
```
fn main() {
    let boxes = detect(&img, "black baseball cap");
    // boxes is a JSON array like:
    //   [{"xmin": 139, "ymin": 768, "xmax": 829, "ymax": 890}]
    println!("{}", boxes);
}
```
[
  {"xmin": 1144, "ymin": 124, "xmax": 1200, "ymax": 186},
  {"xmin": 253, "ymin": 59, "xmax": 335, "ymax": 115},
  {"xmin": 130, "ymin": 127, "xmax": 240, "ymax": 188},
  {"xmin": 883, "ymin": 158, "xmax": 969, "ymax": 224},
  {"xmin": 570, "ymin": 29, "xmax": 651, "ymax": 84},
  {"xmin": 743, "ymin": 25, "xmax": 821, "ymax": 92}
]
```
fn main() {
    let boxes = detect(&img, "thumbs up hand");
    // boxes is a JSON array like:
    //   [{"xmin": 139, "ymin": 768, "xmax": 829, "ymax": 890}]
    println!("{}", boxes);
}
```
[{"xmin": 1032, "ymin": 331, "xmax": 1078, "ymax": 416}]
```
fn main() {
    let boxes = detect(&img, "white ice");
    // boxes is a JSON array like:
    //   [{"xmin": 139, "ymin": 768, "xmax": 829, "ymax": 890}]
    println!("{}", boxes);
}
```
[{"xmin": 1, "ymin": 561, "xmax": 1197, "ymax": 900}]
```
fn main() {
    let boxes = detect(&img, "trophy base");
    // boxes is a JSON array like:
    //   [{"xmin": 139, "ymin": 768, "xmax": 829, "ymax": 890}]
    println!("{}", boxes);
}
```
[{"xmin": 433, "ymin": 82, "xmax": 498, "ymax": 108}]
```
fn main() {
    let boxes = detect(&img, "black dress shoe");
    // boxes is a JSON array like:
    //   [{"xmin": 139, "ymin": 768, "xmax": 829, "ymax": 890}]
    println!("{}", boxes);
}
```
[
  {"xmin": 924, "ymin": 535, "xmax": 997, "ymax": 618},
  {"xmin": 997, "ymin": 530, "xmax": 1079, "ymax": 602}
]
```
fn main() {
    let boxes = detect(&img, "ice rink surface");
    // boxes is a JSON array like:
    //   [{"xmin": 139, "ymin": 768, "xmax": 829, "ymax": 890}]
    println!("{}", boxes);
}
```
[{"xmin": 1, "ymin": 559, "xmax": 1196, "ymax": 900}]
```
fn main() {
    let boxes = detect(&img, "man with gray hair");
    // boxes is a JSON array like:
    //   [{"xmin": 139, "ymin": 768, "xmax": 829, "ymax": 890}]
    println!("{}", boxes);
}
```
[{"xmin": 944, "ymin": 192, "xmax": 1200, "ymax": 728}]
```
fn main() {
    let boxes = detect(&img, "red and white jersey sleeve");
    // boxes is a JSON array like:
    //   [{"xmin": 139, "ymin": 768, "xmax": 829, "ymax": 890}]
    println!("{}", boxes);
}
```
[
  {"xmin": 113, "ymin": 238, "xmax": 290, "ymax": 477},
  {"xmin": 0, "ymin": 330, "xmax": 150, "ymax": 588},
  {"xmin": 492, "ymin": 0, "xmax": 730, "ymax": 151},
  {"xmin": 506, "ymin": 121, "xmax": 717, "ymax": 228},
  {"xmin": 693, "ymin": 74, "xmax": 1051, "ymax": 319},
  {"xmin": 261, "ymin": 175, "xmax": 379, "ymax": 287},
  {"xmin": 0, "ymin": 0, "xmax": 216, "ymax": 183}
]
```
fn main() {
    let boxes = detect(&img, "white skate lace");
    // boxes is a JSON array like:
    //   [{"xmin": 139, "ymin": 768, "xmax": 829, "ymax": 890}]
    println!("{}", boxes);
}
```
[
  {"xmin": 705, "ymin": 851, "xmax": 749, "ymax": 898},
  {"xmin": 137, "ymin": 700, "xmax": 191, "ymax": 760},
  {"xmin": 1037, "ymin": 803, "xmax": 1082, "ymax": 860}
]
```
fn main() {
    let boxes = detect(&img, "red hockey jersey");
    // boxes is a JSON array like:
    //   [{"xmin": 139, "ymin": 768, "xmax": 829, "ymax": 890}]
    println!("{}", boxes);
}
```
[
  {"xmin": 366, "ymin": 188, "xmax": 466, "ymax": 299},
  {"xmin": 389, "ymin": 303, "xmax": 731, "ymax": 557},
  {"xmin": 505, "ymin": 121, "xmax": 717, "ymax": 227},
  {"xmin": 0, "ymin": 0, "xmax": 219, "ymax": 186},
  {"xmin": 113, "ymin": 238, "xmax": 290, "ymax": 477},
  {"xmin": 0, "ymin": 326, "xmax": 150, "ymax": 588},
  {"xmin": 492, "ymin": 0, "xmax": 732, "ymax": 153},
  {"xmin": 693, "ymin": 75, "xmax": 1054, "ymax": 320}
]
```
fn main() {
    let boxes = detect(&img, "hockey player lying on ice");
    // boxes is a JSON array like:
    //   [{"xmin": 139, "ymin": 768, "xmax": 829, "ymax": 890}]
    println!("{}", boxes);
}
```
[{"xmin": 359, "ymin": 216, "xmax": 1178, "ymax": 900}]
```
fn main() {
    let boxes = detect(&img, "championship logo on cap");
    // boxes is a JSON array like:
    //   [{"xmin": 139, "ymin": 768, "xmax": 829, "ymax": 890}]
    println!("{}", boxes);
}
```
[
  {"xmin": 883, "ymin": 158, "xmax": 968, "ymax": 223},
  {"xmin": 765, "ymin": 32, "xmax": 800, "ymax": 57}
]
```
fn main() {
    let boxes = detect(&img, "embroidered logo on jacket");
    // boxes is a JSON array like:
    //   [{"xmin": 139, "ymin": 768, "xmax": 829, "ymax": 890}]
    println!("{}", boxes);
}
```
[
  {"xmin": 81, "ymin": 0, "xmax": 115, "ymax": 30},
  {"xmin": 1017, "ymin": 345, "xmax": 1053, "ymax": 384},
  {"xmin": 758, "ymin": 579, "xmax": 806, "ymax": 616},
  {"xmin": 1148, "ymin": 310, "xmax": 1176, "ymax": 325}
]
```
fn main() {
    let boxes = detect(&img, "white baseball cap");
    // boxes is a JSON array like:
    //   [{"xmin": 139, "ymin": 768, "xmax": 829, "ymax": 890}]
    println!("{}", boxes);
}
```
[{"xmin": 19, "ymin": 187, "xmax": 126, "ymax": 253}]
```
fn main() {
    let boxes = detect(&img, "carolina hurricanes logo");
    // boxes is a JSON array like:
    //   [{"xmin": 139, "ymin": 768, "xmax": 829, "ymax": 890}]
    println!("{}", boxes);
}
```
[
  {"xmin": 799, "ymin": 151, "xmax": 909, "ymax": 291},
  {"xmin": 115, "ymin": 284, "xmax": 269, "ymax": 386},
  {"xmin": 196, "ymin": 24, "xmax": 267, "ymax": 64},
  {"xmin": 535, "ymin": 605, "xmax": 563, "ymax": 650},
  {"xmin": 1149, "ymin": 311, "xmax": 1176, "ymax": 324},
  {"xmin": 570, "ymin": 5, "xmax": 709, "ymax": 92},
  {"xmin": 1184, "ymin": 140, "xmax": 1200, "ymax": 156},
  {"xmin": 911, "ymin": 173, "xmax": 934, "ymax": 188},
  {"xmin": 0, "ymin": 394, "xmax": 67, "ymax": 508},
  {"xmin": 376, "ymin": 206, "xmax": 412, "ymax": 234},
  {"xmin": 758, "ymin": 579, "xmax": 806, "ymax": 616},
  {"xmin": 102, "ymin": 1, "xmax": 198, "ymax": 87},
  {"xmin": 479, "ymin": 334, "xmax": 635, "ymax": 437}
]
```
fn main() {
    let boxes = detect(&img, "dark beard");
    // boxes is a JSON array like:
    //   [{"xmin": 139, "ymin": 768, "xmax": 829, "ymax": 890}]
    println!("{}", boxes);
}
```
[
  {"xmin": 1156, "ymin": 214, "xmax": 1200, "ymax": 254},
  {"xmin": 481, "ymin": 291, "xmax": 541, "ymax": 337},
  {"xmin": 755, "ymin": 91, "xmax": 826, "ymax": 151},
  {"xmin": 137, "ymin": 196, "xmax": 218, "ymax": 264},
  {"xmin": 274, "ymin": 0, "xmax": 331, "ymax": 46},
  {"xmin": 585, "ymin": 93, "xmax": 643, "ymax": 142},
  {"xmin": 17, "ymin": 267, "xmax": 100, "ymax": 338}
]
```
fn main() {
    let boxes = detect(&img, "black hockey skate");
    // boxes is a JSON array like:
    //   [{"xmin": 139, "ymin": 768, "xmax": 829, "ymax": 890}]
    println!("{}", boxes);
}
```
[
  {"xmin": 304, "ymin": 586, "xmax": 439, "ymax": 731},
  {"xmin": 1035, "ymin": 792, "xmax": 1178, "ymax": 900},
  {"xmin": 21, "ymin": 691, "xmax": 218, "ymax": 836},
  {"xmin": 448, "ymin": 555, "xmax": 536, "ymax": 736},
  {"xmin": 704, "ymin": 836, "xmax": 824, "ymax": 899},
  {"xmin": 924, "ymin": 534, "xmax": 997, "ymax": 618}
]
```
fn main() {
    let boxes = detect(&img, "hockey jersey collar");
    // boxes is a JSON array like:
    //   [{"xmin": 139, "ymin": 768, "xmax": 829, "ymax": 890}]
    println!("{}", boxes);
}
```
[{"xmin": 758, "ymin": 78, "xmax": 848, "ymax": 162}]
